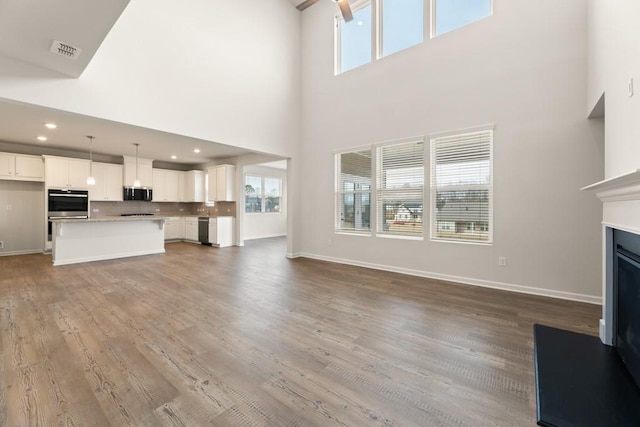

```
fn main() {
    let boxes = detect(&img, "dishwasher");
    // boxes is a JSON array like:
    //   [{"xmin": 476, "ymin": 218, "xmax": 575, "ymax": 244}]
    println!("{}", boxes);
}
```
[{"xmin": 198, "ymin": 217, "xmax": 212, "ymax": 246}]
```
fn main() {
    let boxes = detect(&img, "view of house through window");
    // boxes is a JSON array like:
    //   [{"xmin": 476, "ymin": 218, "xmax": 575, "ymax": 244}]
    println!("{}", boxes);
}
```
[
  {"xmin": 376, "ymin": 139, "xmax": 424, "ymax": 236},
  {"xmin": 336, "ymin": 150, "xmax": 372, "ymax": 232},
  {"xmin": 245, "ymin": 175, "xmax": 282, "ymax": 213},
  {"xmin": 430, "ymin": 127, "xmax": 493, "ymax": 243}
]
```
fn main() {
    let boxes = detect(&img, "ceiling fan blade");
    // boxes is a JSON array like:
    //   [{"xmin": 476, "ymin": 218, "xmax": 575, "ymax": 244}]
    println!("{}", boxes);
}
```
[
  {"xmin": 296, "ymin": 0, "xmax": 321, "ymax": 11},
  {"xmin": 336, "ymin": 0, "xmax": 353, "ymax": 22}
]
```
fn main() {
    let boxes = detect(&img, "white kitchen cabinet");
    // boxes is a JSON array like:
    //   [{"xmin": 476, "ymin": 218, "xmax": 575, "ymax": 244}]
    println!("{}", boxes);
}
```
[
  {"xmin": 0, "ymin": 152, "xmax": 44, "ymax": 182},
  {"xmin": 45, "ymin": 156, "xmax": 90, "ymax": 188},
  {"xmin": 208, "ymin": 216, "xmax": 234, "ymax": 247},
  {"xmin": 184, "ymin": 217, "xmax": 199, "ymax": 241},
  {"xmin": 164, "ymin": 217, "xmax": 184, "ymax": 241},
  {"xmin": 153, "ymin": 168, "xmax": 180, "ymax": 202},
  {"xmin": 207, "ymin": 164, "xmax": 235, "ymax": 202},
  {"xmin": 89, "ymin": 162, "xmax": 123, "ymax": 201},
  {"xmin": 123, "ymin": 156, "xmax": 153, "ymax": 188},
  {"xmin": 184, "ymin": 170, "xmax": 204, "ymax": 202}
]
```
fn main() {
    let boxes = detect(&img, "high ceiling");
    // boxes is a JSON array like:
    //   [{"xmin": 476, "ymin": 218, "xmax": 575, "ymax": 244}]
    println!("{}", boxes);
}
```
[{"xmin": 0, "ymin": 0, "xmax": 310, "ymax": 165}]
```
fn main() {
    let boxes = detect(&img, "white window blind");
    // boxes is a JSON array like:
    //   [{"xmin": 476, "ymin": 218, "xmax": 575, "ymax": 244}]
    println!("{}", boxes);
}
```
[
  {"xmin": 336, "ymin": 149, "xmax": 372, "ymax": 232},
  {"xmin": 431, "ymin": 128, "xmax": 493, "ymax": 243},
  {"xmin": 376, "ymin": 140, "xmax": 424, "ymax": 236}
]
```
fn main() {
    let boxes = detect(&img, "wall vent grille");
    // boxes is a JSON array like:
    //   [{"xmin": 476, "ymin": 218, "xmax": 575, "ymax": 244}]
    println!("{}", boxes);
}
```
[{"xmin": 50, "ymin": 40, "xmax": 82, "ymax": 60}]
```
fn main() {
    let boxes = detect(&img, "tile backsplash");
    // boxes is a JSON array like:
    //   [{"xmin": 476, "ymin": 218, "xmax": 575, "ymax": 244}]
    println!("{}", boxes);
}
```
[{"xmin": 91, "ymin": 201, "xmax": 236, "ymax": 217}]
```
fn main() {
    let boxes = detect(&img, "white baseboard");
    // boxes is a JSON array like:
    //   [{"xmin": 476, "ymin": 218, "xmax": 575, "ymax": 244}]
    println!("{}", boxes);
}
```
[
  {"xmin": 293, "ymin": 252, "xmax": 602, "ymax": 305},
  {"xmin": 245, "ymin": 233, "xmax": 287, "ymax": 241},
  {"xmin": 0, "ymin": 249, "xmax": 43, "ymax": 257}
]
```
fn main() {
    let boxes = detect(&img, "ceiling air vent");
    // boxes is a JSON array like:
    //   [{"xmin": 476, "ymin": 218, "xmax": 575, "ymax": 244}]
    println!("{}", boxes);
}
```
[{"xmin": 50, "ymin": 40, "xmax": 82, "ymax": 60}]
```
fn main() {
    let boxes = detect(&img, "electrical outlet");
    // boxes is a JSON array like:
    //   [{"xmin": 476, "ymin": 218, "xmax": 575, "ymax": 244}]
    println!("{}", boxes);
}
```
[
  {"xmin": 155, "ymin": 208, "xmax": 160, "ymax": 212},
  {"xmin": 498, "ymin": 256, "xmax": 507, "ymax": 267},
  {"xmin": 0, "ymin": 241, "xmax": 4, "ymax": 249},
  {"xmin": 92, "ymin": 208, "xmax": 99, "ymax": 213}
]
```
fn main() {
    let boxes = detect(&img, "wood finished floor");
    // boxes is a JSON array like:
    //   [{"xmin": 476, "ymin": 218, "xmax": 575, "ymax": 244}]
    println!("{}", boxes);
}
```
[{"xmin": 0, "ymin": 237, "xmax": 600, "ymax": 426}]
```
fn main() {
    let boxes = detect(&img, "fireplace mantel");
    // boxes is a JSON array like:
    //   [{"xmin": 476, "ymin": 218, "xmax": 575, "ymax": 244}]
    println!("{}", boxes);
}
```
[
  {"xmin": 582, "ymin": 169, "xmax": 640, "ymax": 236},
  {"xmin": 582, "ymin": 169, "xmax": 640, "ymax": 345}
]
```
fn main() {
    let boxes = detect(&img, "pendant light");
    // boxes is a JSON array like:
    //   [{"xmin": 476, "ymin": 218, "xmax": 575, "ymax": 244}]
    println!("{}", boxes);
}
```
[
  {"xmin": 133, "ymin": 143, "xmax": 141, "ymax": 188},
  {"xmin": 86, "ymin": 135, "xmax": 96, "ymax": 186}
]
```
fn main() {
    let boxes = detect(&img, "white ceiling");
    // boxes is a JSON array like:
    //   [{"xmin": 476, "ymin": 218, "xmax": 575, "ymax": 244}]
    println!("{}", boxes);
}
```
[{"xmin": 0, "ymin": 0, "xmax": 309, "ymax": 166}]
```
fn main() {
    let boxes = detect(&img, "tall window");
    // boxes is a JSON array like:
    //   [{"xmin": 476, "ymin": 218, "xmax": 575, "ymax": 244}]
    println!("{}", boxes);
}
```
[
  {"xmin": 245, "ymin": 175, "xmax": 282, "ymax": 213},
  {"xmin": 376, "ymin": 139, "xmax": 424, "ymax": 237},
  {"xmin": 381, "ymin": 0, "xmax": 424, "ymax": 57},
  {"xmin": 336, "ymin": 2, "xmax": 372, "ymax": 73},
  {"xmin": 432, "ymin": 0, "xmax": 492, "ymax": 37},
  {"xmin": 430, "ymin": 127, "xmax": 493, "ymax": 243},
  {"xmin": 336, "ymin": 149, "xmax": 372, "ymax": 232}
]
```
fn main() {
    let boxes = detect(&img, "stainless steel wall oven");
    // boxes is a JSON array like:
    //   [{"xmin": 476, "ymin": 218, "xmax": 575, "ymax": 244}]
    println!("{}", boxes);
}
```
[{"xmin": 47, "ymin": 189, "xmax": 89, "ymax": 241}]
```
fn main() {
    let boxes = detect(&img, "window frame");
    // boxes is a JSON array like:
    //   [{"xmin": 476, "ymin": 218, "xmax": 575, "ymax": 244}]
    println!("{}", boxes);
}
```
[
  {"xmin": 430, "ymin": 0, "xmax": 493, "ymax": 39},
  {"xmin": 334, "ymin": 147, "xmax": 373, "ymax": 234},
  {"xmin": 429, "ymin": 125, "xmax": 494, "ymax": 245},
  {"xmin": 244, "ymin": 174, "xmax": 283, "ymax": 215},
  {"xmin": 334, "ymin": 0, "xmax": 374, "ymax": 75},
  {"xmin": 375, "ymin": 137, "xmax": 425, "ymax": 239}
]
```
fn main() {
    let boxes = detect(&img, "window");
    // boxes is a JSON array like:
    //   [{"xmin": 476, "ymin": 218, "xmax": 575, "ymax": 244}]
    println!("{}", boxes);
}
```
[
  {"xmin": 380, "ymin": 0, "xmax": 424, "ymax": 57},
  {"xmin": 336, "ymin": 1, "xmax": 372, "ymax": 73},
  {"xmin": 432, "ymin": 0, "xmax": 492, "ymax": 37},
  {"xmin": 430, "ymin": 127, "xmax": 493, "ymax": 243},
  {"xmin": 376, "ymin": 139, "xmax": 424, "ymax": 237},
  {"xmin": 336, "ymin": 149, "xmax": 372, "ymax": 232},
  {"xmin": 245, "ymin": 175, "xmax": 282, "ymax": 213}
]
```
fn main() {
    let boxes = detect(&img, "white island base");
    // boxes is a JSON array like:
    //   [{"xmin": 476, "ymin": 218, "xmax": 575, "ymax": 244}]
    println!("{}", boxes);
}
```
[{"xmin": 51, "ymin": 217, "xmax": 166, "ymax": 266}]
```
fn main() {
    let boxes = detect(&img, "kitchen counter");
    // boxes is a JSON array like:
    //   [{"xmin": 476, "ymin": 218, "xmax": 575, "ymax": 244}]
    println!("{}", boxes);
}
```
[{"xmin": 50, "ymin": 216, "xmax": 166, "ymax": 266}]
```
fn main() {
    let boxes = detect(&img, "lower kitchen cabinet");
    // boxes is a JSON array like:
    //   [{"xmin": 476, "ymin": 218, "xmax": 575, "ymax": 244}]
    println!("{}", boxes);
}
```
[
  {"xmin": 184, "ymin": 217, "xmax": 199, "ymax": 242},
  {"xmin": 208, "ymin": 217, "xmax": 234, "ymax": 247},
  {"xmin": 164, "ymin": 217, "xmax": 184, "ymax": 241}
]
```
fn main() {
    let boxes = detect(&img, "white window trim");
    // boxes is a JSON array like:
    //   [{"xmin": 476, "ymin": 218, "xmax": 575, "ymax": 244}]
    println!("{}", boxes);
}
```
[
  {"xmin": 430, "ymin": 0, "xmax": 494, "ymax": 39},
  {"xmin": 244, "ymin": 173, "xmax": 283, "ymax": 215},
  {"xmin": 334, "ymin": 148, "xmax": 374, "ymax": 234},
  {"xmin": 429, "ymin": 124, "xmax": 494, "ymax": 245}
]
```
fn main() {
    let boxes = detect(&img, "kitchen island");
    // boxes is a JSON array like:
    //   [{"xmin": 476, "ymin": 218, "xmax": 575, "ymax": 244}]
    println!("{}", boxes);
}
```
[{"xmin": 50, "ymin": 216, "xmax": 166, "ymax": 266}]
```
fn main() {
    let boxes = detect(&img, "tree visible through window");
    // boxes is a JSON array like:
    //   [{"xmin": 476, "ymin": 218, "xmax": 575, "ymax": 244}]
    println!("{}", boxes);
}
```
[{"xmin": 245, "ymin": 175, "xmax": 281, "ymax": 213}]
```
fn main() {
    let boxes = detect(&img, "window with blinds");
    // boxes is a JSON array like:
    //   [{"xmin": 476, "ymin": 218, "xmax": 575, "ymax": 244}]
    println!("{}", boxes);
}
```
[
  {"xmin": 430, "ymin": 127, "xmax": 493, "ymax": 243},
  {"xmin": 336, "ymin": 149, "xmax": 372, "ymax": 232},
  {"xmin": 376, "ymin": 139, "xmax": 424, "ymax": 237}
]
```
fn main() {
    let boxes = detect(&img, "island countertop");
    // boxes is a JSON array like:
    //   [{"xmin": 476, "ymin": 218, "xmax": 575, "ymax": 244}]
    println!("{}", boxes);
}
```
[{"xmin": 50, "ymin": 215, "xmax": 168, "ymax": 223}]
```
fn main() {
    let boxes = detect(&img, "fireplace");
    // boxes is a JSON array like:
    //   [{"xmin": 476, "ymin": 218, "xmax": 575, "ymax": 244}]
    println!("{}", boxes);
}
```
[
  {"xmin": 531, "ymin": 171, "xmax": 640, "ymax": 426},
  {"xmin": 614, "ymin": 229, "xmax": 640, "ymax": 389}
]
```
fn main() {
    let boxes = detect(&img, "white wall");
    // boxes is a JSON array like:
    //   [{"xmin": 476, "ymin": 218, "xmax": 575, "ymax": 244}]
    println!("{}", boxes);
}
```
[
  {"xmin": 296, "ymin": 0, "xmax": 604, "ymax": 302},
  {"xmin": 588, "ymin": 0, "xmax": 640, "ymax": 178},
  {"xmin": 243, "ymin": 165, "xmax": 287, "ymax": 240},
  {"xmin": 0, "ymin": 181, "xmax": 44, "ymax": 254},
  {"xmin": 0, "ymin": 0, "xmax": 301, "ymax": 159}
]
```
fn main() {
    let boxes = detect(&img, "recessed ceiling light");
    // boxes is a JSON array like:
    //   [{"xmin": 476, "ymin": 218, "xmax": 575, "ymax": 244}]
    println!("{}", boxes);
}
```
[
  {"xmin": 193, "ymin": 148, "xmax": 200, "ymax": 153},
  {"xmin": 171, "ymin": 155, "xmax": 177, "ymax": 160},
  {"xmin": 44, "ymin": 123, "xmax": 57, "ymax": 129},
  {"xmin": 37, "ymin": 136, "xmax": 47, "ymax": 141}
]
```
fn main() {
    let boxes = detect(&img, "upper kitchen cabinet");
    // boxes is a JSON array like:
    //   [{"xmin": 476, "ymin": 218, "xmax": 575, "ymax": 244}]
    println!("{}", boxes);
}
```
[
  {"xmin": 44, "ymin": 156, "xmax": 90, "ymax": 189},
  {"xmin": 207, "ymin": 165, "xmax": 235, "ymax": 202},
  {"xmin": 184, "ymin": 170, "xmax": 205, "ymax": 202},
  {"xmin": 89, "ymin": 163, "xmax": 123, "ymax": 201},
  {"xmin": 152, "ymin": 168, "xmax": 180, "ymax": 202},
  {"xmin": 0, "ymin": 152, "xmax": 44, "ymax": 182},
  {"xmin": 123, "ymin": 156, "xmax": 153, "ymax": 188}
]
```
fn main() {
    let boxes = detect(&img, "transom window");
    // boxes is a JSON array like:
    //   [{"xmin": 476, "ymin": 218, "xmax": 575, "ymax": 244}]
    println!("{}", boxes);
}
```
[{"xmin": 335, "ymin": 0, "xmax": 493, "ymax": 74}]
